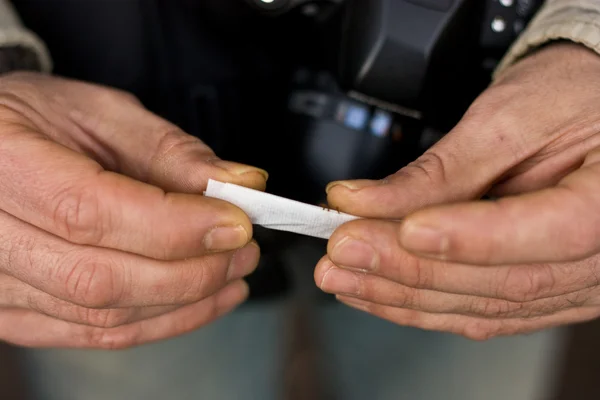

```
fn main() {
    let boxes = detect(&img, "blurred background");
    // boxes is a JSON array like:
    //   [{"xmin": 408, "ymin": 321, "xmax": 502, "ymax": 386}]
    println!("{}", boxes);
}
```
[
  {"xmin": 4, "ymin": 1, "xmax": 600, "ymax": 399},
  {"xmin": 3, "ymin": 235, "xmax": 600, "ymax": 400}
]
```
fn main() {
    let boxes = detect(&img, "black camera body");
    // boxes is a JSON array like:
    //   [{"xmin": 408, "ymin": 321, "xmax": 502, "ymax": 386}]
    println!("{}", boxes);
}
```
[
  {"xmin": 243, "ymin": 0, "xmax": 543, "ymax": 127},
  {"xmin": 338, "ymin": 0, "xmax": 543, "ymax": 128},
  {"xmin": 245, "ymin": 0, "xmax": 545, "ymax": 205}
]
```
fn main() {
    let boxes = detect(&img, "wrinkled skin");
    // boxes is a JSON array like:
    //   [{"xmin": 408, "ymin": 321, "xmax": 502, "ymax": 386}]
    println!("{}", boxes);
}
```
[
  {"xmin": 318, "ymin": 43, "xmax": 600, "ymax": 340},
  {"xmin": 0, "ymin": 72, "xmax": 268, "ymax": 349}
]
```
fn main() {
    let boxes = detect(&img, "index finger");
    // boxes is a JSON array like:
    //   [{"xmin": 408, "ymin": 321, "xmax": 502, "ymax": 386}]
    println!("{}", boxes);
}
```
[
  {"xmin": 398, "ymin": 150, "xmax": 600, "ymax": 265},
  {"xmin": 325, "ymin": 83, "xmax": 547, "ymax": 219},
  {"xmin": 326, "ymin": 219, "xmax": 594, "ymax": 303},
  {"xmin": 0, "ymin": 209, "xmax": 260, "ymax": 308},
  {"xmin": 0, "ymin": 122, "xmax": 252, "ymax": 260}
]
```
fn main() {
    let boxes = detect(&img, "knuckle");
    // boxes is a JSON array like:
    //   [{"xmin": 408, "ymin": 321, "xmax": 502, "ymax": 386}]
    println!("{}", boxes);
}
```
[
  {"xmin": 50, "ymin": 183, "xmax": 107, "ymax": 245},
  {"xmin": 497, "ymin": 265, "xmax": 556, "ymax": 302},
  {"xmin": 193, "ymin": 260, "xmax": 223, "ymax": 297},
  {"xmin": 353, "ymin": 274, "xmax": 368, "ymax": 298},
  {"xmin": 402, "ymin": 257, "xmax": 434, "ymax": 289},
  {"xmin": 472, "ymin": 296, "xmax": 566, "ymax": 320},
  {"xmin": 401, "ymin": 151, "xmax": 449, "ymax": 187},
  {"xmin": 168, "ymin": 259, "xmax": 220, "ymax": 304},
  {"xmin": 151, "ymin": 126, "xmax": 200, "ymax": 164},
  {"xmin": 110, "ymin": 88, "xmax": 141, "ymax": 105},
  {"xmin": 25, "ymin": 291, "xmax": 131, "ymax": 328},
  {"xmin": 389, "ymin": 287, "xmax": 418, "ymax": 309},
  {"xmin": 59, "ymin": 254, "xmax": 123, "ymax": 308},
  {"xmin": 565, "ymin": 290, "xmax": 591, "ymax": 308},
  {"xmin": 94, "ymin": 86, "xmax": 141, "ymax": 107},
  {"xmin": 24, "ymin": 291, "xmax": 66, "ymax": 319},
  {"xmin": 467, "ymin": 297, "xmax": 521, "ymax": 318},
  {"xmin": 461, "ymin": 321, "xmax": 500, "ymax": 341},
  {"xmin": 77, "ymin": 307, "xmax": 131, "ymax": 329},
  {"xmin": 183, "ymin": 263, "xmax": 211, "ymax": 301},
  {"xmin": 6, "ymin": 234, "xmax": 38, "ymax": 272},
  {"xmin": 24, "ymin": 290, "xmax": 53, "ymax": 315},
  {"xmin": 84, "ymin": 326, "xmax": 143, "ymax": 350}
]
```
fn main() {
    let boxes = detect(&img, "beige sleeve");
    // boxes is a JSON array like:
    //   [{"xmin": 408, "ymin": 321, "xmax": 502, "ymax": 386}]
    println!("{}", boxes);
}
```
[
  {"xmin": 0, "ymin": 0, "xmax": 51, "ymax": 72},
  {"xmin": 494, "ymin": 0, "xmax": 600, "ymax": 79}
]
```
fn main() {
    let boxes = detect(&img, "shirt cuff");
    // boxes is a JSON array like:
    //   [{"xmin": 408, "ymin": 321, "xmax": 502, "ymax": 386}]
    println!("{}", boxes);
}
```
[
  {"xmin": 0, "ymin": 0, "xmax": 52, "ymax": 73},
  {"xmin": 493, "ymin": 0, "xmax": 600, "ymax": 80}
]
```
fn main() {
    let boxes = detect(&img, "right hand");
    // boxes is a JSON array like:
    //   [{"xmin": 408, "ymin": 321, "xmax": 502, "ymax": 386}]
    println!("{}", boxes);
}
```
[{"xmin": 0, "ymin": 72, "xmax": 267, "ymax": 349}]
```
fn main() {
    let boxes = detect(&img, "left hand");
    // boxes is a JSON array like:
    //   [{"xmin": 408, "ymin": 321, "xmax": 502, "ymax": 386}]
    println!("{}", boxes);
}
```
[{"xmin": 315, "ymin": 42, "xmax": 600, "ymax": 340}]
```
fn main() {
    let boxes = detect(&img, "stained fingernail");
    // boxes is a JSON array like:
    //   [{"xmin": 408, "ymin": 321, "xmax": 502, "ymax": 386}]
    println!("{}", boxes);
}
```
[
  {"xmin": 227, "ymin": 242, "xmax": 260, "ymax": 280},
  {"xmin": 210, "ymin": 160, "xmax": 269, "ymax": 181},
  {"xmin": 320, "ymin": 266, "xmax": 361, "ymax": 296},
  {"xmin": 331, "ymin": 237, "xmax": 378, "ymax": 271},
  {"xmin": 326, "ymin": 179, "xmax": 384, "ymax": 194},
  {"xmin": 204, "ymin": 225, "xmax": 249, "ymax": 251},
  {"xmin": 399, "ymin": 221, "xmax": 449, "ymax": 256}
]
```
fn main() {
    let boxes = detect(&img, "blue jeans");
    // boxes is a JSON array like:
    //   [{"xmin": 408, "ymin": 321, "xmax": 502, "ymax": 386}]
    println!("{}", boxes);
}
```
[{"xmin": 19, "ymin": 299, "xmax": 565, "ymax": 400}]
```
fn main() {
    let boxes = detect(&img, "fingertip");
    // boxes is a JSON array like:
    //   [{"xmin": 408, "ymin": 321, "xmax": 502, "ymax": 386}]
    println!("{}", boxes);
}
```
[
  {"xmin": 204, "ymin": 224, "xmax": 251, "ymax": 252},
  {"xmin": 325, "ymin": 191, "xmax": 364, "ymax": 216},
  {"xmin": 227, "ymin": 241, "xmax": 261, "ymax": 280},
  {"xmin": 326, "ymin": 179, "xmax": 382, "ymax": 194},
  {"xmin": 326, "ymin": 179, "xmax": 401, "ymax": 218},
  {"xmin": 326, "ymin": 218, "xmax": 393, "ymax": 255},
  {"xmin": 209, "ymin": 159, "xmax": 268, "ymax": 190},
  {"xmin": 314, "ymin": 255, "xmax": 333, "ymax": 288},
  {"xmin": 204, "ymin": 196, "xmax": 254, "ymax": 235},
  {"xmin": 326, "ymin": 180, "xmax": 376, "ymax": 207},
  {"xmin": 326, "ymin": 225, "xmax": 352, "ymax": 254},
  {"xmin": 216, "ymin": 280, "xmax": 250, "ymax": 312},
  {"xmin": 326, "ymin": 180, "xmax": 378, "ymax": 204},
  {"xmin": 233, "ymin": 170, "xmax": 268, "ymax": 192},
  {"xmin": 336, "ymin": 295, "xmax": 370, "ymax": 311}
]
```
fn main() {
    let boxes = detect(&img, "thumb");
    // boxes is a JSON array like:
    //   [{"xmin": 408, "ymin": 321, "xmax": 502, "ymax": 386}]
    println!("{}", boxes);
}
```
[
  {"xmin": 325, "ymin": 96, "xmax": 540, "ymax": 219},
  {"xmin": 17, "ymin": 73, "xmax": 268, "ymax": 193}
]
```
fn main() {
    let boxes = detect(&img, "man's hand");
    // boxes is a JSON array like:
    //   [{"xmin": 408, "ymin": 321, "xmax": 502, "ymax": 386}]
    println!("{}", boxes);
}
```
[
  {"xmin": 0, "ymin": 72, "xmax": 267, "ymax": 349},
  {"xmin": 316, "ymin": 43, "xmax": 600, "ymax": 340}
]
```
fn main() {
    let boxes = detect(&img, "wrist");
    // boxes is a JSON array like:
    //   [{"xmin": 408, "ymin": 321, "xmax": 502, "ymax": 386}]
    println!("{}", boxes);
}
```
[
  {"xmin": 493, "ymin": 1, "xmax": 600, "ymax": 81},
  {"xmin": 494, "ymin": 41, "xmax": 600, "ymax": 84}
]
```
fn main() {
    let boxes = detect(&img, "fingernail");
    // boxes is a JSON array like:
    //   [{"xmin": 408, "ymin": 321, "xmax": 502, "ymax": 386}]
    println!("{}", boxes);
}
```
[
  {"xmin": 399, "ymin": 221, "xmax": 449, "ymax": 256},
  {"xmin": 210, "ymin": 160, "xmax": 269, "ymax": 181},
  {"xmin": 227, "ymin": 242, "xmax": 260, "ymax": 280},
  {"xmin": 320, "ymin": 267, "xmax": 361, "ymax": 296},
  {"xmin": 204, "ymin": 225, "xmax": 249, "ymax": 251},
  {"xmin": 326, "ymin": 179, "xmax": 383, "ymax": 194},
  {"xmin": 331, "ymin": 237, "xmax": 378, "ymax": 271}
]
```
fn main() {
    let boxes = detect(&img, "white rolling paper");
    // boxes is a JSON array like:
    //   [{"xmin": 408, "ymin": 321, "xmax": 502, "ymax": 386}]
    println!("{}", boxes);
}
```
[{"xmin": 204, "ymin": 179, "xmax": 360, "ymax": 240}]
